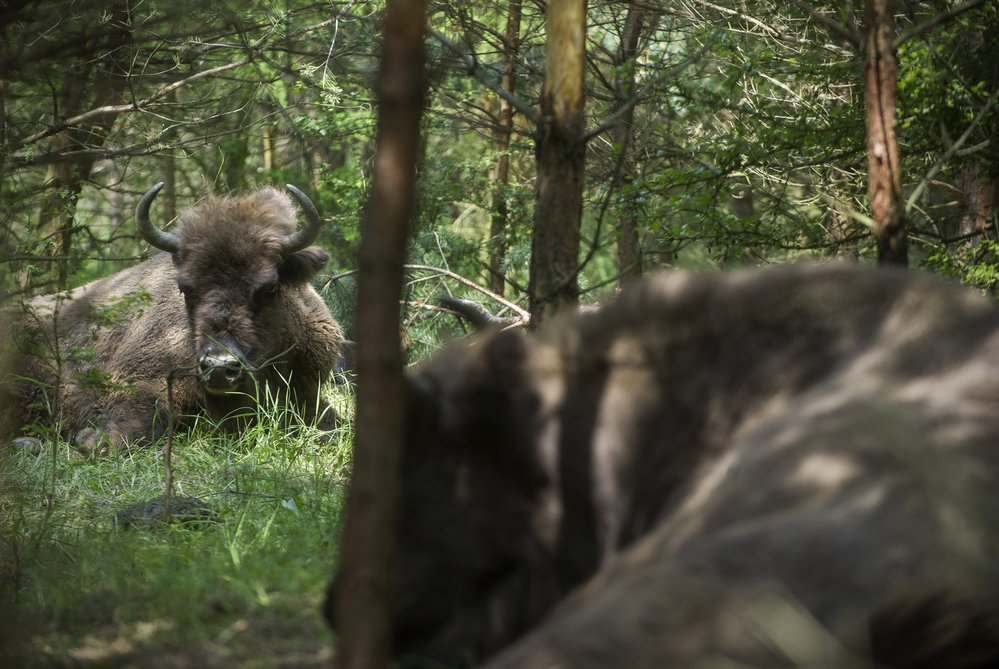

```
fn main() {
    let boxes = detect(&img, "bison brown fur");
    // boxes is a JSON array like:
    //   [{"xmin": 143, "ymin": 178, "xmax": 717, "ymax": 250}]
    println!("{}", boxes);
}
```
[
  {"xmin": 328, "ymin": 263, "xmax": 999, "ymax": 668},
  {"xmin": 8, "ymin": 184, "xmax": 343, "ymax": 450}
]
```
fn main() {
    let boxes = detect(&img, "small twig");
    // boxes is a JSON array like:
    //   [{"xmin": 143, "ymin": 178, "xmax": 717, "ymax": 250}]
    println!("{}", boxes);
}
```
[
  {"xmin": 13, "ymin": 60, "xmax": 250, "ymax": 152},
  {"xmin": 163, "ymin": 361, "xmax": 177, "ymax": 518},
  {"xmin": 906, "ymin": 87, "xmax": 999, "ymax": 212},
  {"xmin": 786, "ymin": 0, "xmax": 861, "ymax": 49},
  {"xmin": 405, "ymin": 264, "xmax": 530, "ymax": 321},
  {"xmin": 895, "ymin": 0, "xmax": 989, "ymax": 49},
  {"xmin": 324, "ymin": 264, "xmax": 530, "ymax": 322},
  {"xmin": 11, "ymin": 18, "xmax": 338, "ymax": 153},
  {"xmin": 583, "ymin": 34, "xmax": 719, "ymax": 142},
  {"xmin": 819, "ymin": 192, "xmax": 875, "ymax": 229},
  {"xmin": 426, "ymin": 26, "xmax": 540, "ymax": 125}
]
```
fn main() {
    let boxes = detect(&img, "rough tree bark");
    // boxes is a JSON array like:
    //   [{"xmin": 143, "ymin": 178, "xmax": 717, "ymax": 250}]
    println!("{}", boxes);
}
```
[
  {"xmin": 333, "ymin": 1, "xmax": 427, "ymax": 667},
  {"xmin": 529, "ymin": 0, "xmax": 587, "ymax": 326},
  {"xmin": 487, "ymin": 0, "xmax": 523, "ymax": 297},
  {"xmin": 864, "ymin": 0, "xmax": 907, "ymax": 266}
]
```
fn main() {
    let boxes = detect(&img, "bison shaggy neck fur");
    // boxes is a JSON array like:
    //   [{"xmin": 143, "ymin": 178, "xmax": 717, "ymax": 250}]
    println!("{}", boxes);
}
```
[
  {"xmin": 338, "ymin": 263, "xmax": 999, "ymax": 669},
  {"xmin": 8, "ymin": 188, "xmax": 343, "ymax": 449}
]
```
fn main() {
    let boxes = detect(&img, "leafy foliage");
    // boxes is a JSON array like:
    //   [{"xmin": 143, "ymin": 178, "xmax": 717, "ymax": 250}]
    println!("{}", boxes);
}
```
[{"xmin": 3, "ymin": 0, "xmax": 996, "ymax": 308}]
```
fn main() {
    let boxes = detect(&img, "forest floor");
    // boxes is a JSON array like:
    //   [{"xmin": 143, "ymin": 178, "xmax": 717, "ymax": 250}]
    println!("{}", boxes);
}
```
[
  {"xmin": 1, "ymin": 390, "xmax": 352, "ymax": 668},
  {"xmin": 3, "ymin": 606, "xmax": 333, "ymax": 668}
]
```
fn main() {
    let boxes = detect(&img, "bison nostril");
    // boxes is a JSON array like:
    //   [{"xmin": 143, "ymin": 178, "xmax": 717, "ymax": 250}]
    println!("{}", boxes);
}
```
[
  {"xmin": 224, "ymin": 360, "xmax": 243, "ymax": 382},
  {"xmin": 198, "ymin": 351, "xmax": 244, "ymax": 390}
]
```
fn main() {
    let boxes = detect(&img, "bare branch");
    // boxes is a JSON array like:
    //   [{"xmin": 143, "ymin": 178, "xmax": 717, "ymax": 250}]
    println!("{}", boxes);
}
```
[
  {"xmin": 12, "ymin": 61, "xmax": 251, "ymax": 152},
  {"xmin": 906, "ymin": 86, "xmax": 999, "ymax": 211},
  {"xmin": 404, "ymin": 263, "xmax": 531, "ymax": 321},
  {"xmin": 689, "ymin": 0, "xmax": 783, "ymax": 39},
  {"xmin": 895, "ymin": 0, "xmax": 989, "ymax": 48},
  {"xmin": 11, "ymin": 17, "xmax": 339, "ymax": 154},
  {"xmin": 426, "ymin": 25, "xmax": 540, "ymax": 125},
  {"xmin": 786, "ymin": 0, "xmax": 861, "ymax": 49},
  {"xmin": 323, "ymin": 264, "xmax": 531, "ymax": 322},
  {"xmin": 583, "ymin": 34, "xmax": 718, "ymax": 142}
]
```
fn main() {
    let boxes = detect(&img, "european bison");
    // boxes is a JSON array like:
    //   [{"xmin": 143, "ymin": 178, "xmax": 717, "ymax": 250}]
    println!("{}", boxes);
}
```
[
  {"xmin": 7, "ymin": 183, "xmax": 343, "ymax": 450},
  {"xmin": 328, "ymin": 263, "xmax": 999, "ymax": 668}
]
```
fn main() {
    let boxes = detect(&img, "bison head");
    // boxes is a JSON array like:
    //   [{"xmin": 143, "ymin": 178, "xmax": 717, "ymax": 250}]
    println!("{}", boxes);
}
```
[
  {"xmin": 136, "ymin": 182, "xmax": 329, "ymax": 395},
  {"xmin": 327, "ymin": 331, "xmax": 563, "ymax": 667}
]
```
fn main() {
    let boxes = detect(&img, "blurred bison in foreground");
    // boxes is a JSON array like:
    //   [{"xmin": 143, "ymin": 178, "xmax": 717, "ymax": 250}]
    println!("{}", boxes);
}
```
[
  {"xmin": 328, "ymin": 263, "xmax": 999, "ymax": 668},
  {"xmin": 7, "ymin": 183, "xmax": 343, "ymax": 451}
]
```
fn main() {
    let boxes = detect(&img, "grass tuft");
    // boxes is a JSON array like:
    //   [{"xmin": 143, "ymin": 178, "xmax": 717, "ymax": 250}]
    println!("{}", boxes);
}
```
[{"xmin": 1, "ymin": 382, "xmax": 353, "ymax": 668}]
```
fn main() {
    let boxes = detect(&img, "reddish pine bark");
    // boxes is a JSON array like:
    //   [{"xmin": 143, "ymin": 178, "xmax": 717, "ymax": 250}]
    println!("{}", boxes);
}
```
[
  {"xmin": 529, "ymin": 0, "xmax": 587, "ymax": 326},
  {"xmin": 864, "ymin": 0, "xmax": 907, "ymax": 266}
]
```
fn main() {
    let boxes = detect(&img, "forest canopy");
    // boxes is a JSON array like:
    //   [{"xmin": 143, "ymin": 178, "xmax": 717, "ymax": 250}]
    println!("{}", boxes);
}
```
[{"xmin": 2, "ymin": 0, "xmax": 997, "ymax": 339}]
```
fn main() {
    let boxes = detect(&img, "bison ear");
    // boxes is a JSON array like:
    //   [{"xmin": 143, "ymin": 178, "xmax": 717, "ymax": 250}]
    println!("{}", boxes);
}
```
[
  {"xmin": 278, "ymin": 246, "xmax": 329, "ymax": 284},
  {"xmin": 403, "ymin": 330, "xmax": 535, "ymax": 441},
  {"xmin": 450, "ymin": 330, "xmax": 536, "ymax": 438}
]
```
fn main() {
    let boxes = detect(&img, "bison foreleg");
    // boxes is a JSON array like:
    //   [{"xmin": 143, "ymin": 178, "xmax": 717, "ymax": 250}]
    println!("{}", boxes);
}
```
[{"xmin": 75, "ymin": 377, "xmax": 201, "ymax": 453}]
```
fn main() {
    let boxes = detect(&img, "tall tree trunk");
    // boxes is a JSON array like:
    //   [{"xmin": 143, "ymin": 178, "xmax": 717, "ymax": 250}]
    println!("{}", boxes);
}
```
[
  {"xmin": 864, "ymin": 0, "xmax": 907, "ymax": 266},
  {"xmin": 37, "ymin": 53, "xmax": 88, "ymax": 289},
  {"xmin": 334, "ymin": 0, "xmax": 427, "ymax": 667},
  {"xmin": 487, "ymin": 0, "xmax": 522, "ymax": 297},
  {"xmin": 955, "ymin": 24, "xmax": 998, "ymax": 239},
  {"xmin": 0, "ymin": 22, "xmax": 7, "ymax": 202},
  {"xmin": 36, "ymin": 3, "xmax": 133, "ymax": 289},
  {"xmin": 262, "ymin": 98, "xmax": 277, "ymax": 176},
  {"xmin": 529, "ymin": 0, "xmax": 587, "ymax": 326},
  {"xmin": 216, "ymin": 104, "xmax": 253, "ymax": 192},
  {"xmin": 613, "ymin": 6, "xmax": 645, "ymax": 284},
  {"xmin": 37, "ymin": 144, "xmax": 79, "ymax": 290},
  {"xmin": 959, "ymin": 163, "xmax": 997, "ymax": 233}
]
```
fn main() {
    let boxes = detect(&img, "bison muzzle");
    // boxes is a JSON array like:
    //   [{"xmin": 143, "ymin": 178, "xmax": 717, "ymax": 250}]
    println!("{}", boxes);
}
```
[
  {"xmin": 6, "ymin": 183, "xmax": 344, "ymax": 450},
  {"xmin": 327, "ymin": 263, "xmax": 999, "ymax": 669}
]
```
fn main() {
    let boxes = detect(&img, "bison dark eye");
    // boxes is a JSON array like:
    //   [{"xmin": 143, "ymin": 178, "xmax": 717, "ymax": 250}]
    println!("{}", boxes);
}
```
[{"xmin": 253, "ymin": 282, "xmax": 280, "ymax": 304}]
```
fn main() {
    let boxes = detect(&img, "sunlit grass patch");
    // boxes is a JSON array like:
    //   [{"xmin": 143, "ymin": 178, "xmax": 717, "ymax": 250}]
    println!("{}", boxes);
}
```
[{"xmin": 1, "ymin": 382, "xmax": 353, "ymax": 667}]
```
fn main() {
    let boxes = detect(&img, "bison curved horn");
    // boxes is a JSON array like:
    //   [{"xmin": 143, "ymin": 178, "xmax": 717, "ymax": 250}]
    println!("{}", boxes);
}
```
[
  {"xmin": 280, "ymin": 185, "xmax": 325, "ymax": 254},
  {"xmin": 136, "ymin": 182, "xmax": 181, "ymax": 253}
]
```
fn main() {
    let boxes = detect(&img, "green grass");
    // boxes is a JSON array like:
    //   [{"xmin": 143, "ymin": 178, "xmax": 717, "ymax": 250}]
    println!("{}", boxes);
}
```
[{"xmin": 0, "ymin": 385, "xmax": 353, "ymax": 668}]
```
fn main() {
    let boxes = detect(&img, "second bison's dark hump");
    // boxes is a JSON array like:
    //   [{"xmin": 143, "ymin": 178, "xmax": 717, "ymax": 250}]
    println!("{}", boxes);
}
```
[{"xmin": 385, "ymin": 263, "xmax": 999, "ymax": 669}]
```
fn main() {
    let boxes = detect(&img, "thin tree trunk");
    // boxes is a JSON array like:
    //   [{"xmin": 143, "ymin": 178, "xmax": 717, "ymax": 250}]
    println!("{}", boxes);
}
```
[
  {"xmin": 263, "ymin": 124, "xmax": 276, "ymax": 173},
  {"xmin": 529, "ymin": 0, "xmax": 587, "ymax": 326},
  {"xmin": 613, "ymin": 6, "xmax": 645, "ymax": 284},
  {"xmin": 488, "ymin": 0, "xmax": 523, "ymax": 297},
  {"xmin": 217, "ymin": 104, "xmax": 252, "ymax": 192},
  {"xmin": 161, "ymin": 89, "xmax": 179, "ymax": 225},
  {"xmin": 864, "ymin": 0, "xmax": 907, "ymax": 266},
  {"xmin": 959, "ymin": 163, "xmax": 997, "ymax": 233},
  {"xmin": 334, "ymin": 0, "xmax": 427, "ymax": 667},
  {"xmin": 36, "ymin": 3, "xmax": 132, "ymax": 289},
  {"xmin": 0, "ymin": 22, "xmax": 7, "ymax": 202},
  {"xmin": 955, "ymin": 25, "xmax": 998, "ymax": 238},
  {"xmin": 162, "ymin": 150, "xmax": 177, "ymax": 225}
]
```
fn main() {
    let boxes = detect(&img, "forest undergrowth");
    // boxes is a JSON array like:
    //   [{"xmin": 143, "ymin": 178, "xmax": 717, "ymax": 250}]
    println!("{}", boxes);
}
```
[{"xmin": 0, "ymin": 385, "xmax": 354, "ymax": 668}]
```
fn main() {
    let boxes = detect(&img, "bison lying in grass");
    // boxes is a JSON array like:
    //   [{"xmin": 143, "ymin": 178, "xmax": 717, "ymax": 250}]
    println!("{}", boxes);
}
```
[
  {"xmin": 329, "ymin": 263, "xmax": 999, "ymax": 668},
  {"xmin": 6, "ymin": 184, "xmax": 343, "ymax": 451}
]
